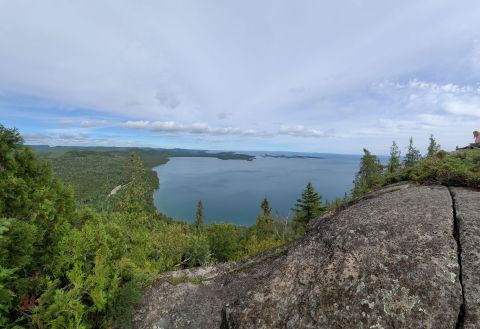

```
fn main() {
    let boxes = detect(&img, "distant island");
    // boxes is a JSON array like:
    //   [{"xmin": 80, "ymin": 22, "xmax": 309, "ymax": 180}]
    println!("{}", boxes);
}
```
[{"xmin": 263, "ymin": 154, "xmax": 324, "ymax": 159}]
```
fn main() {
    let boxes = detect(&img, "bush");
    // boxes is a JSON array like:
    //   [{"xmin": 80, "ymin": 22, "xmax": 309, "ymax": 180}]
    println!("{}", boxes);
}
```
[
  {"xmin": 182, "ymin": 235, "xmax": 211, "ymax": 268},
  {"xmin": 386, "ymin": 149, "xmax": 480, "ymax": 188},
  {"xmin": 206, "ymin": 223, "xmax": 242, "ymax": 262}
]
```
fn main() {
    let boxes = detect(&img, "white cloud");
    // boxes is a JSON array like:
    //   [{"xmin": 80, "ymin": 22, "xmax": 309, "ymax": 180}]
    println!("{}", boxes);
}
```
[
  {"xmin": 372, "ymin": 79, "xmax": 480, "ymax": 118},
  {"xmin": 122, "ymin": 120, "xmax": 265, "ymax": 137},
  {"xmin": 278, "ymin": 125, "xmax": 330, "ymax": 138},
  {"xmin": 24, "ymin": 132, "xmax": 144, "ymax": 147},
  {"xmin": 57, "ymin": 118, "xmax": 109, "ymax": 128},
  {"xmin": 2, "ymin": 1, "xmax": 480, "ymax": 153}
]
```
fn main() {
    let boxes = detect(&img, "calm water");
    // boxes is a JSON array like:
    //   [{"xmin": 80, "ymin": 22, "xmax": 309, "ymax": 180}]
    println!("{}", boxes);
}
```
[{"xmin": 153, "ymin": 153, "xmax": 362, "ymax": 225}]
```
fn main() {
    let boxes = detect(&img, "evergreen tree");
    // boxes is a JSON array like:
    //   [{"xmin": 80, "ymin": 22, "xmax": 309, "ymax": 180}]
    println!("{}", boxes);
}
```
[
  {"xmin": 256, "ymin": 198, "xmax": 274, "ymax": 239},
  {"xmin": 352, "ymin": 148, "xmax": 383, "ymax": 197},
  {"xmin": 0, "ymin": 124, "xmax": 75, "ymax": 326},
  {"xmin": 404, "ymin": 137, "xmax": 421, "ymax": 167},
  {"xmin": 427, "ymin": 134, "xmax": 441, "ymax": 157},
  {"xmin": 387, "ymin": 141, "xmax": 401, "ymax": 174},
  {"xmin": 117, "ymin": 153, "xmax": 150, "ymax": 215},
  {"xmin": 195, "ymin": 200, "xmax": 204, "ymax": 231},
  {"xmin": 292, "ymin": 182, "xmax": 322, "ymax": 230},
  {"xmin": 260, "ymin": 197, "xmax": 271, "ymax": 217}
]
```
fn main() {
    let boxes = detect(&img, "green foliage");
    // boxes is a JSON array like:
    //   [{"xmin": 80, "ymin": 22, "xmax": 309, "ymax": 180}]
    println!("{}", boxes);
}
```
[
  {"xmin": 387, "ymin": 141, "xmax": 401, "ymax": 174},
  {"xmin": 194, "ymin": 200, "xmax": 204, "ymax": 232},
  {"xmin": 387, "ymin": 149, "xmax": 480, "ymax": 188},
  {"xmin": 0, "ymin": 125, "xmax": 197, "ymax": 328},
  {"xmin": 352, "ymin": 149, "xmax": 384, "ymax": 198},
  {"xmin": 31, "ymin": 146, "xmax": 253, "ymax": 212},
  {"xmin": 241, "ymin": 235, "xmax": 284, "ymax": 257},
  {"xmin": 205, "ymin": 223, "xmax": 242, "ymax": 262},
  {"xmin": 255, "ymin": 214, "xmax": 275, "ymax": 240},
  {"xmin": 292, "ymin": 182, "xmax": 323, "ymax": 232},
  {"xmin": 32, "ymin": 148, "xmax": 163, "ymax": 211},
  {"xmin": 182, "ymin": 235, "xmax": 211, "ymax": 267},
  {"xmin": 404, "ymin": 137, "xmax": 422, "ymax": 167},
  {"xmin": 427, "ymin": 134, "xmax": 441, "ymax": 157},
  {"xmin": 260, "ymin": 197, "xmax": 271, "ymax": 217},
  {"xmin": 115, "ymin": 153, "xmax": 152, "ymax": 215}
]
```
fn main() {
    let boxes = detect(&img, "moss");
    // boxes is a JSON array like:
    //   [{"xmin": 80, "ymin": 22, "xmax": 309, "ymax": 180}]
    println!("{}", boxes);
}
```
[
  {"xmin": 163, "ymin": 275, "xmax": 206, "ymax": 286},
  {"xmin": 231, "ymin": 247, "xmax": 289, "ymax": 273},
  {"xmin": 380, "ymin": 280, "xmax": 421, "ymax": 320}
]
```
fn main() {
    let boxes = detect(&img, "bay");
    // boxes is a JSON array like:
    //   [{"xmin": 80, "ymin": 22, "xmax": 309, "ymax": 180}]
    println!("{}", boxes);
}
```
[{"xmin": 153, "ymin": 153, "xmax": 363, "ymax": 225}]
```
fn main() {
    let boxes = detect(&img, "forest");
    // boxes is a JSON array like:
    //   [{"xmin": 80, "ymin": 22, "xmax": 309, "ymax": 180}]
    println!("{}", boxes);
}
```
[{"xmin": 1, "ymin": 124, "xmax": 479, "ymax": 328}]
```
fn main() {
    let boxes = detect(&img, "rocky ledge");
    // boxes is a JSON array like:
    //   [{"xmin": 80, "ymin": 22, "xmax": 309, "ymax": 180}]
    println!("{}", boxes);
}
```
[{"xmin": 133, "ymin": 184, "xmax": 480, "ymax": 329}]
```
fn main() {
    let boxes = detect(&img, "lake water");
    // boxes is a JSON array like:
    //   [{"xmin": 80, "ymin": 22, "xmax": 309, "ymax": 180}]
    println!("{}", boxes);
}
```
[{"xmin": 153, "ymin": 153, "xmax": 362, "ymax": 226}]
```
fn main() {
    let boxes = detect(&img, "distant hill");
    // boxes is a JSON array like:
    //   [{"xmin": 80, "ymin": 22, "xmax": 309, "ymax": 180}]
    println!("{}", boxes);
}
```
[{"xmin": 31, "ymin": 145, "xmax": 254, "ymax": 210}]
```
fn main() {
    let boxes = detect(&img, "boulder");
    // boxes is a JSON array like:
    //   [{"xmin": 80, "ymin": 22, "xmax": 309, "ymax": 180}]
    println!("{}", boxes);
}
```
[
  {"xmin": 451, "ymin": 187, "xmax": 480, "ymax": 329},
  {"xmin": 133, "ymin": 184, "xmax": 474, "ymax": 329}
]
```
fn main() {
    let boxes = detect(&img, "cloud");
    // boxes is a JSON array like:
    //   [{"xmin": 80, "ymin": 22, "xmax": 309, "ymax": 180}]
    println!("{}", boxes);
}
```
[
  {"xmin": 155, "ymin": 90, "xmax": 180, "ymax": 109},
  {"xmin": 23, "ymin": 132, "xmax": 148, "ymax": 147},
  {"xmin": 57, "ymin": 118, "xmax": 109, "ymax": 127},
  {"xmin": 122, "ymin": 120, "xmax": 264, "ymax": 137},
  {"xmin": 217, "ymin": 112, "xmax": 233, "ymax": 120},
  {"xmin": 278, "ymin": 125, "xmax": 330, "ymax": 138},
  {"xmin": 2, "ymin": 1, "xmax": 480, "ymax": 153},
  {"xmin": 58, "ymin": 118, "xmax": 75, "ymax": 126},
  {"xmin": 288, "ymin": 87, "xmax": 306, "ymax": 94},
  {"xmin": 371, "ymin": 79, "xmax": 480, "ymax": 118}
]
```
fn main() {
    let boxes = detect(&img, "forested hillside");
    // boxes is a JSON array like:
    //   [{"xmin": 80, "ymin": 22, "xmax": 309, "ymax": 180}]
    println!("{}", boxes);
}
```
[{"xmin": 32, "ymin": 146, "xmax": 253, "ymax": 211}]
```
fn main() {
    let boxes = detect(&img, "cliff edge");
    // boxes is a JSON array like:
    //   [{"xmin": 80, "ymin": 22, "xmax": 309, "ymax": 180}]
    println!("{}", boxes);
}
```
[{"xmin": 133, "ymin": 184, "xmax": 480, "ymax": 329}]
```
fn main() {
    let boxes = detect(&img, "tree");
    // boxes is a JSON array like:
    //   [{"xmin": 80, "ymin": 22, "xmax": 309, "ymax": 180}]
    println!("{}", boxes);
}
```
[
  {"xmin": 117, "ymin": 153, "xmax": 150, "ymax": 215},
  {"xmin": 427, "ymin": 134, "xmax": 441, "ymax": 157},
  {"xmin": 352, "ymin": 148, "xmax": 383, "ymax": 197},
  {"xmin": 195, "ymin": 200, "xmax": 204, "ymax": 231},
  {"xmin": 404, "ymin": 137, "xmax": 421, "ymax": 167},
  {"xmin": 0, "ymin": 124, "xmax": 75, "ymax": 326},
  {"xmin": 256, "ymin": 198, "xmax": 274, "ymax": 238},
  {"xmin": 387, "ymin": 141, "xmax": 401, "ymax": 174},
  {"xmin": 292, "ymin": 182, "xmax": 322, "ymax": 231},
  {"xmin": 260, "ymin": 197, "xmax": 271, "ymax": 217},
  {"xmin": 206, "ymin": 223, "xmax": 241, "ymax": 262}
]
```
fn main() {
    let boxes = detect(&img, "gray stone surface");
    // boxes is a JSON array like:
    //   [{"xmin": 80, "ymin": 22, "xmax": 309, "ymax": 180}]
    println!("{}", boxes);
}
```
[
  {"xmin": 133, "ymin": 185, "xmax": 466, "ymax": 329},
  {"xmin": 451, "ymin": 187, "xmax": 480, "ymax": 329}
]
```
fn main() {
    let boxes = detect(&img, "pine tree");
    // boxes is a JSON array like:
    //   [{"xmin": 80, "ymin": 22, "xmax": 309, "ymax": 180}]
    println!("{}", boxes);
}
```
[
  {"xmin": 404, "ymin": 137, "xmax": 421, "ymax": 167},
  {"xmin": 195, "ymin": 200, "xmax": 204, "ymax": 231},
  {"xmin": 427, "ymin": 134, "xmax": 441, "ymax": 157},
  {"xmin": 292, "ymin": 182, "xmax": 322, "ymax": 230},
  {"xmin": 260, "ymin": 197, "xmax": 271, "ymax": 217},
  {"xmin": 352, "ymin": 148, "xmax": 383, "ymax": 197},
  {"xmin": 256, "ymin": 198, "xmax": 274, "ymax": 238},
  {"xmin": 387, "ymin": 141, "xmax": 401, "ymax": 174}
]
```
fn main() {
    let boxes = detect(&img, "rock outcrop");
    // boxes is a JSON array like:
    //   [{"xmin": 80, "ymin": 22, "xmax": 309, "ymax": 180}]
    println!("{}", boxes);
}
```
[{"xmin": 133, "ymin": 184, "xmax": 480, "ymax": 329}]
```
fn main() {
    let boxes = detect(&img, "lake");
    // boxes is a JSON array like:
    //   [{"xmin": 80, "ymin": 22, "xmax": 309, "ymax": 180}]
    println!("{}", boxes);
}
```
[{"xmin": 153, "ymin": 153, "xmax": 362, "ymax": 226}]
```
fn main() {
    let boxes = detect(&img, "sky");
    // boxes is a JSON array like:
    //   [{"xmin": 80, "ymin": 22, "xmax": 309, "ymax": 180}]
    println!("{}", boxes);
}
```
[{"xmin": 1, "ymin": 0, "xmax": 480, "ymax": 155}]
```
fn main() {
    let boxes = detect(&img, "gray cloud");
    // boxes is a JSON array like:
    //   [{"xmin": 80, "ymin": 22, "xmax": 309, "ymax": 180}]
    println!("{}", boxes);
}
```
[
  {"xmin": 155, "ymin": 90, "xmax": 180, "ymax": 109},
  {"xmin": 217, "ymin": 112, "xmax": 233, "ymax": 120},
  {"xmin": 288, "ymin": 87, "xmax": 306, "ymax": 94}
]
